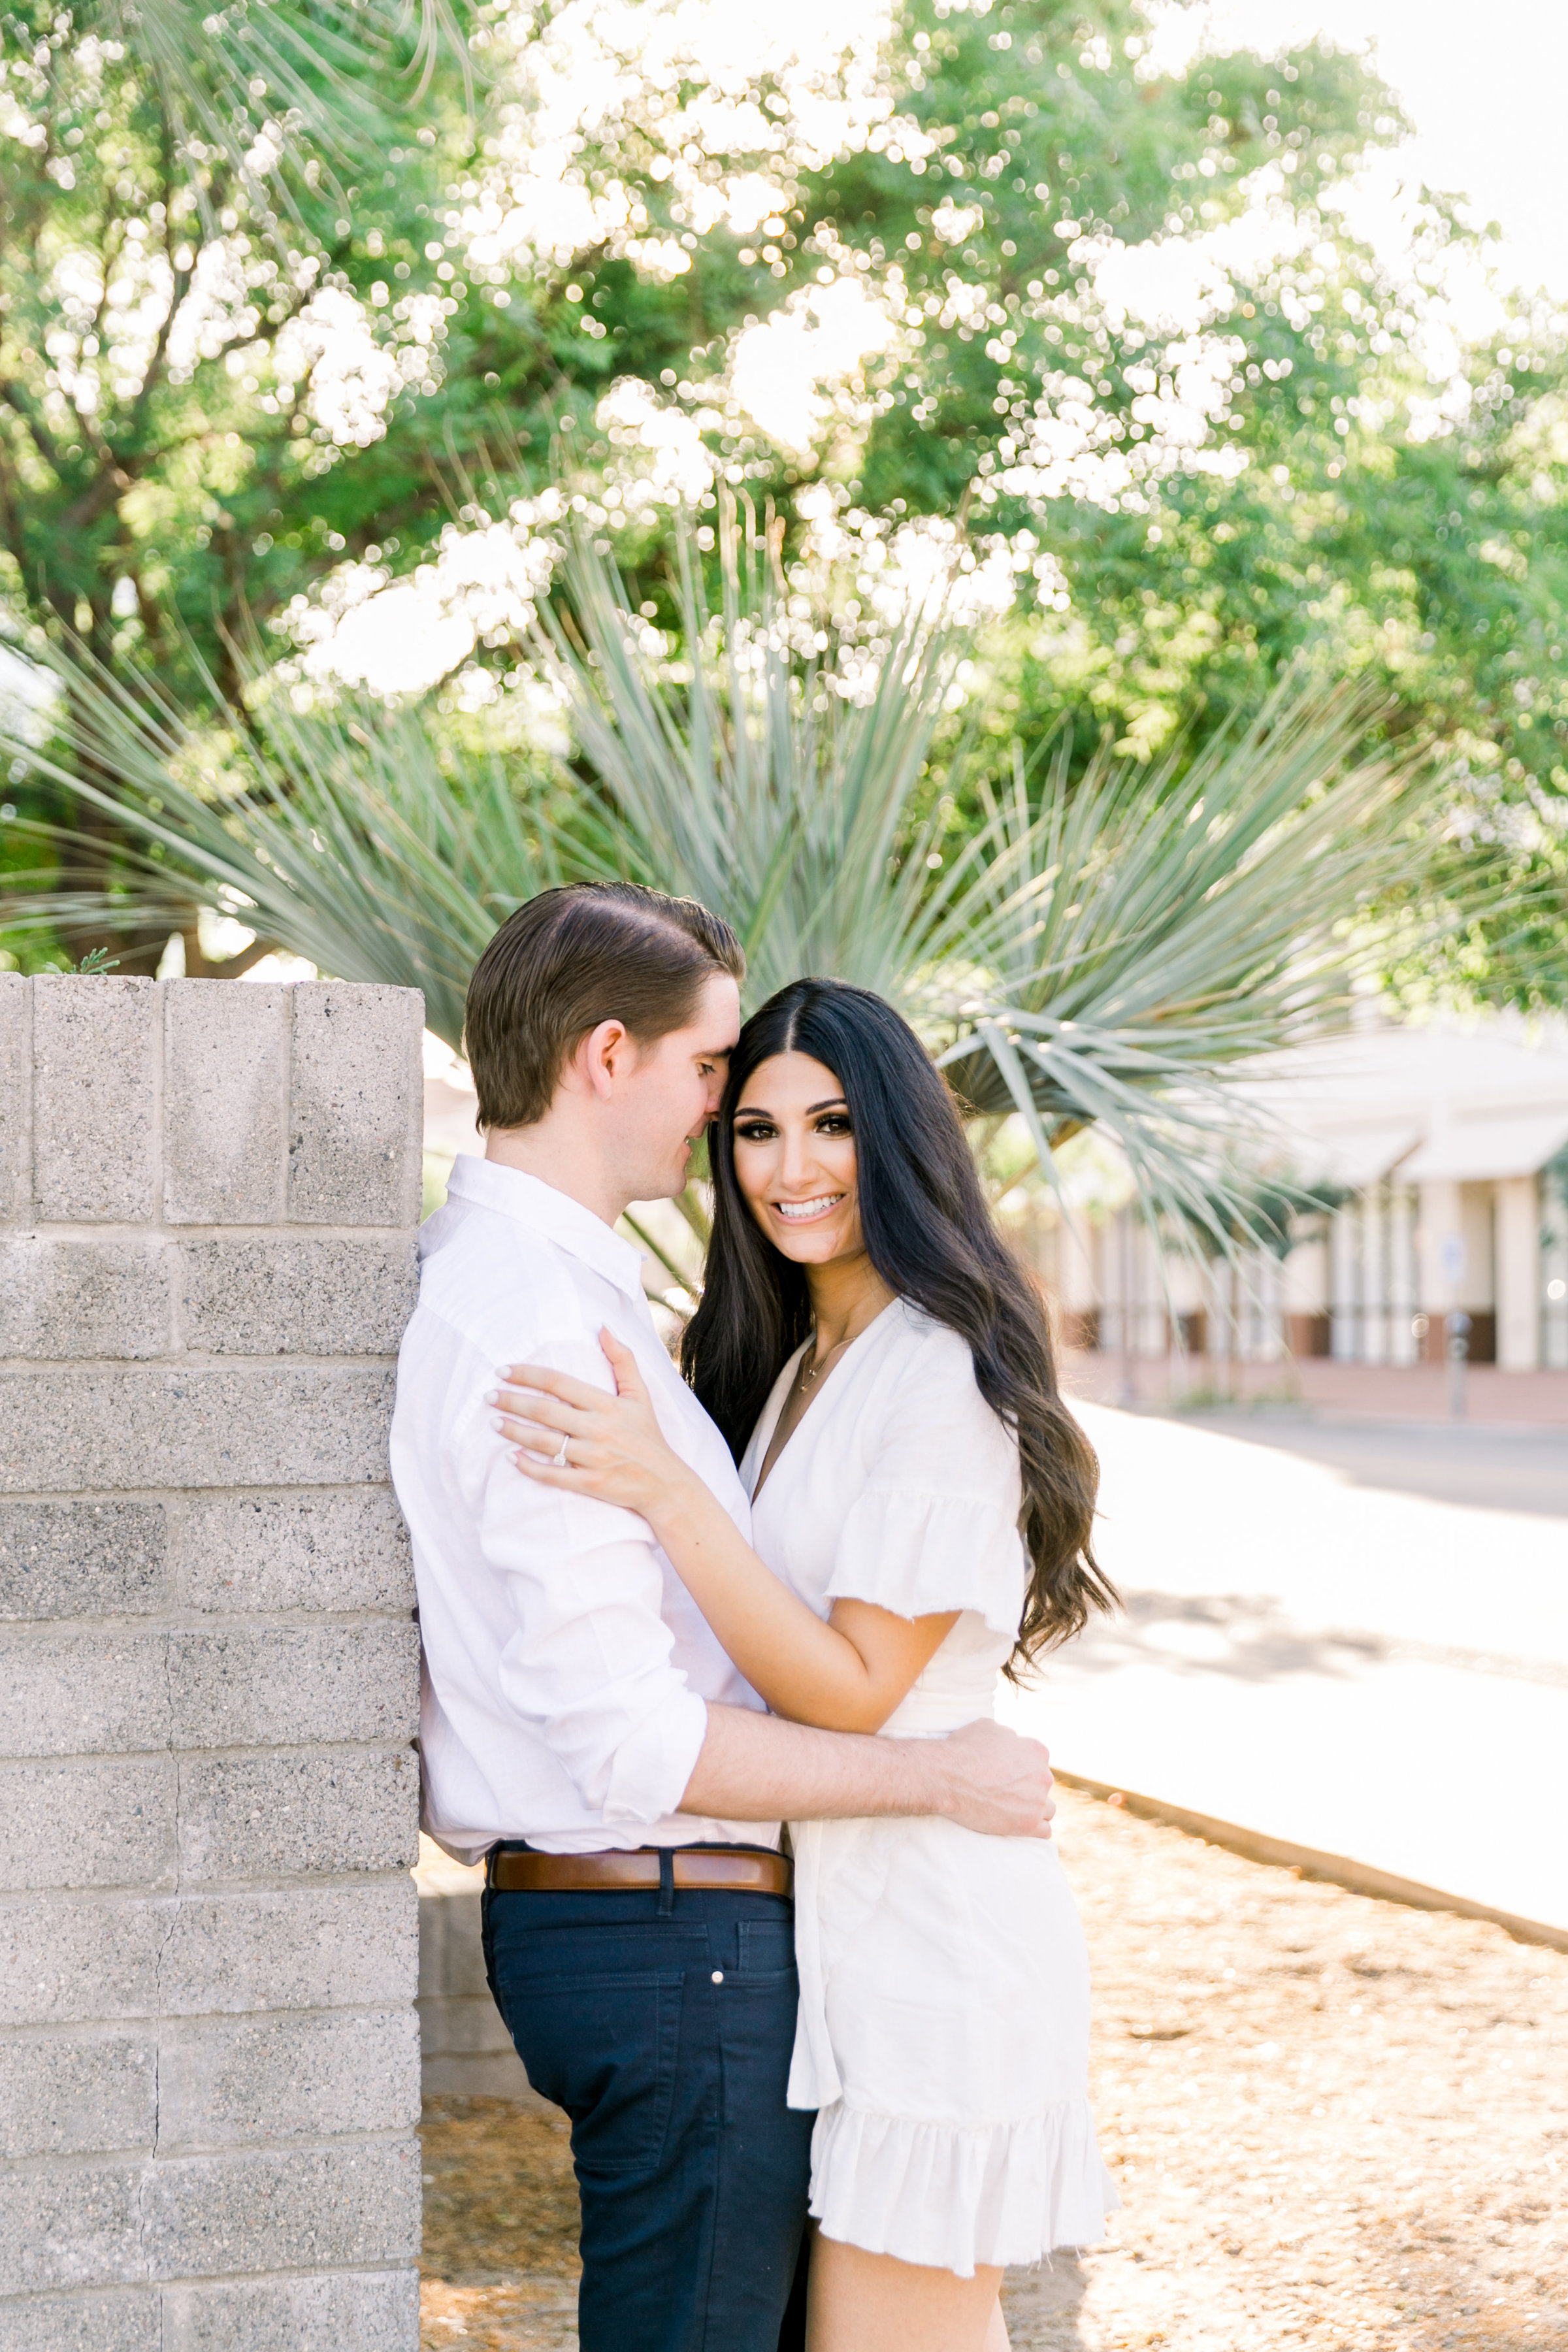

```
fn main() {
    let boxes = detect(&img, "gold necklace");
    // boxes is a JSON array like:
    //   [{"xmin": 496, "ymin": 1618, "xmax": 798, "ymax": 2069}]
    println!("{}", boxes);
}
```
[{"xmin": 799, "ymin": 1334, "xmax": 847, "ymax": 1390}]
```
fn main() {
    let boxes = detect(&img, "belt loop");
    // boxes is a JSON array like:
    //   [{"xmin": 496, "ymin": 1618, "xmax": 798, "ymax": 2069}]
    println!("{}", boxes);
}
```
[{"xmin": 657, "ymin": 1847, "xmax": 675, "ymax": 1917}]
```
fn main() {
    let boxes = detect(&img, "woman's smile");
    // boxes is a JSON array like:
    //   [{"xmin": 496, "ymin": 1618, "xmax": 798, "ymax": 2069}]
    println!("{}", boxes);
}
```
[{"xmin": 772, "ymin": 1192, "xmax": 846, "ymax": 1224}]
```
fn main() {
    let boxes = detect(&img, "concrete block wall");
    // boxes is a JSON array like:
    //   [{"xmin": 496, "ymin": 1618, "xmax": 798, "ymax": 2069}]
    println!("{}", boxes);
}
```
[
  {"xmin": 413, "ymin": 1842, "xmax": 529, "ymax": 2103},
  {"xmin": 0, "ymin": 975, "xmax": 425, "ymax": 2349}
]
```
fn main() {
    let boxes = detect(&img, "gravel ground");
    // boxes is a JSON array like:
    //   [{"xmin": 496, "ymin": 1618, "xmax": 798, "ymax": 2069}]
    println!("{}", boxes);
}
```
[{"xmin": 419, "ymin": 1787, "xmax": 1568, "ymax": 2351}]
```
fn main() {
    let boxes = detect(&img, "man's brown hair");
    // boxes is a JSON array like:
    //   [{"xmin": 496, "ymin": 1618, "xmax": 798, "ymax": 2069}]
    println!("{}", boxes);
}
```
[{"xmin": 464, "ymin": 883, "xmax": 745, "ymax": 1131}]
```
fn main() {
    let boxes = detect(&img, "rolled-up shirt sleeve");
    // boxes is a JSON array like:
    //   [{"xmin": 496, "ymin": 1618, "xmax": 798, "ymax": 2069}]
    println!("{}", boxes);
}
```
[{"xmin": 459, "ymin": 1333, "xmax": 710, "ymax": 1824}]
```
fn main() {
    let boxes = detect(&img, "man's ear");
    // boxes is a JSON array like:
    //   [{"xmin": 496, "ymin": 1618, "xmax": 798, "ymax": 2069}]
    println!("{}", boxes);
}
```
[{"xmin": 576, "ymin": 1018, "xmax": 630, "ymax": 1103}]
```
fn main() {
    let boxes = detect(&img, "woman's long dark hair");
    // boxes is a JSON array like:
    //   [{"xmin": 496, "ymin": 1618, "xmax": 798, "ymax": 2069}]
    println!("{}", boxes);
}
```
[{"xmin": 682, "ymin": 978, "xmax": 1117, "ymax": 1666}]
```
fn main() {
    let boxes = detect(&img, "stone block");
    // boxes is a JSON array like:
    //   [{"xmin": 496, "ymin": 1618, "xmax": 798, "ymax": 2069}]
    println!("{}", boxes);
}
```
[
  {"xmin": 0, "ymin": 1365, "xmax": 395, "ymax": 1494},
  {"xmin": 177, "ymin": 1491, "xmax": 412, "ymax": 1614},
  {"xmin": 31, "ymin": 978, "xmax": 157, "ymax": 1224},
  {"xmin": 420, "ymin": 2043, "xmax": 532, "ymax": 2102},
  {"xmin": 0, "ymin": 2161, "xmax": 142, "ymax": 2293},
  {"xmin": 287, "ymin": 984, "xmax": 423, "ymax": 1228},
  {"xmin": 0, "ymin": 1631, "xmax": 171, "ymax": 1758},
  {"xmin": 177, "ymin": 1236, "xmax": 417, "ymax": 1356},
  {"xmin": 0, "ymin": 1895, "xmax": 174, "ymax": 2026},
  {"xmin": 156, "ymin": 1882, "xmax": 417, "ymax": 2018},
  {"xmin": 140, "ymin": 2138, "xmax": 422, "ymax": 2279},
  {"xmin": 0, "ymin": 1621, "xmax": 410, "ymax": 1760},
  {"xmin": 0, "ymin": 1883, "xmax": 416, "ymax": 2025},
  {"xmin": 0, "ymin": 1239, "xmax": 172, "ymax": 1362},
  {"xmin": 0, "ymin": 2143, "xmax": 421, "ymax": 2291},
  {"xmin": 417, "ymin": 1993, "xmax": 517, "ymax": 2058},
  {"xmin": 163, "ymin": 982, "xmax": 288, "ymax": 1226},
  {"xmin": 418, "ymin": 1887, "xmax": 491, "ymax": 2001},
  {"xmin": 0, "ymin": 2029, "xmax": 155, "ymax": 2159},
  {"xmin": 168, "ymin": 1622, "xmax": 419, "ymax": 1749},
  {"xmin": 416, "ymin": 1886, "xmax": 527, "ymax": 2099},
  {"xmin": 0, "ymin": 2289, "xmax": 159, "ymax": 2351},
  {"xmin": 160, "ymin": 2270, "xmax": 419, "ymax": 2352},
  {"xmin": 0, "ymin": 1759, "xmax": 177, "ymax": 1893},
  {"xmin": 176, "ymin": 1748, "xmax": 419, "ymax": 1882},
  {"xmin": 0, "ymin": 971, "xmax": 29, "ymax": 1224},
  {"xmin": 0, "ymin": 1503, "xmax": 168, "ymax": 1620},
  {"xmin": 157, "ymin": 2008, "xmax": 420, "ymax": 2148}
]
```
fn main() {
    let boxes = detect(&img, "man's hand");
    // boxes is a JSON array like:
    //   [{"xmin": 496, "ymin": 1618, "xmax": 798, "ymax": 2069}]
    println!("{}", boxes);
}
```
[{"xmin": 932, "ymin": 1719, "xmax": 1055, "ymax": 1840}]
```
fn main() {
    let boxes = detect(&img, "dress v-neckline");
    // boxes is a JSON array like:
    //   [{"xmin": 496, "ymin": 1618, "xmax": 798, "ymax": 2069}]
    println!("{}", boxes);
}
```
[{"xmin": 749, "ymin": 1299, "xmax": 900, "ymax": 1505}]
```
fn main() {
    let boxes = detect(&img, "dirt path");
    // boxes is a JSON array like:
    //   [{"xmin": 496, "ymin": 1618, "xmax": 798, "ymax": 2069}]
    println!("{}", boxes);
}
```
[{"xmin": 419, "ymin": 1788, "xmax": 1568, "ymax": 2351}]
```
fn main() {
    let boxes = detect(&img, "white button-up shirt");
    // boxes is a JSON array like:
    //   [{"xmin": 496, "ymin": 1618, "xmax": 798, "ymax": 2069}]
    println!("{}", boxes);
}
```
[{"xmin": 391, "ymin": 1156, "xmax": 774, "ymax": 1861}]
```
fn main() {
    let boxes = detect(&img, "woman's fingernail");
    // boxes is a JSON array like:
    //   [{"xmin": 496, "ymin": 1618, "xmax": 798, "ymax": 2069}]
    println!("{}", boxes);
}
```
[{"xmin": 484, "ymin": 1389, "xmax": 500, "ymax": 1405}]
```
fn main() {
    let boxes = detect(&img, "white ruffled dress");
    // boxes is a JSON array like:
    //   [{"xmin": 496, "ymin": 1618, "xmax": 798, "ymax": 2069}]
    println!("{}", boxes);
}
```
[{"xmin": 740, "ymin": 1299, "xmax": 1120, "ymax": 2279}]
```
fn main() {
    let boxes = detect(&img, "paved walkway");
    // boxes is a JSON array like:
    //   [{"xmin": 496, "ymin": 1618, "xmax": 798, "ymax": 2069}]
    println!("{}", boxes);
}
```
[
  {"xmin": 1003, "ymin": 1401, "xmax": 1568, "ymax": 1933},
  {"xmin": 1064, "ymin": 1347, "xmax": 1568, "ymax": 1425}
]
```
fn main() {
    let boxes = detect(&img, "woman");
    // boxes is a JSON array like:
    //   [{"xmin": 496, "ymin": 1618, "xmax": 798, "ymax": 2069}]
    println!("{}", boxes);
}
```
[{"xmin": 491, "ymin": 978, "xmax": 1120, "ymax": 2351}]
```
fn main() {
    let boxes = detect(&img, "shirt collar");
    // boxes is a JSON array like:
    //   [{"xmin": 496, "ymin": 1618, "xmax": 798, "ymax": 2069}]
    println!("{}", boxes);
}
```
[{"xmin": 444, "ymin": 1156, "xmax": 648, "ymax": 1303}]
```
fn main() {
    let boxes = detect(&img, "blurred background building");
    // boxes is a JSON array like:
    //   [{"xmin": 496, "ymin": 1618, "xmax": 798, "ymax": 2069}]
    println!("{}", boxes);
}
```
[{"xmin": 1032, "ymin": 1014, "xmax": 1568, "ymax": 1382}]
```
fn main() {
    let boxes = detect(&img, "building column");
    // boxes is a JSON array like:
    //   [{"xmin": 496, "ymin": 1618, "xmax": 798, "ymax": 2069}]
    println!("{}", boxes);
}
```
[
  {"xmin": 1416, "ymin": 1177, "xmax": 1462, "ymax": 1360},
  {"xmin": 1495, "ymin": 1173, "xmax": 1542, "ymax": 1371}
]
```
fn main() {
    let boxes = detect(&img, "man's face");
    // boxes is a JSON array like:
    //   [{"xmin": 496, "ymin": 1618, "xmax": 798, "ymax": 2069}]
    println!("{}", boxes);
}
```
[{"xmin": 613, "ymin": 972, "xmax": 741, "ymax": 1203}]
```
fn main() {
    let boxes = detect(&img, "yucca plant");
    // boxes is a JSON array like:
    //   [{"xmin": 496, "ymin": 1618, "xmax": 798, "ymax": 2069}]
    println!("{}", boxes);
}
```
[
  {"xmin": 82, "ymin": 0, "xmax": 472, "ymax": 236},
  {"xmin": 1, "ymin": 669, "xmax": 575, "ymax": 1046},
  {"xmin": 525, "ymin": 518, "xmax": 1454, "ymax": 1252},
  {"xmin": 3, "ymin": 512, "xmax": 1457, "ymax": 1261}
]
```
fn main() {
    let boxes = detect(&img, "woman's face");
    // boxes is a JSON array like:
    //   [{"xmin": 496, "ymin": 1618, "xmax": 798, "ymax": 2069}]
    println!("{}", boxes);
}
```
[{"xmin": 730, "ymin": 1051, "xmax": 865, "ymax": 1267}]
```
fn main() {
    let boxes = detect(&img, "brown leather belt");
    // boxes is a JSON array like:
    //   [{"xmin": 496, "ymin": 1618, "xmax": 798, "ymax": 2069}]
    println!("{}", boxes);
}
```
[{"xmin": 487, "ymin": 1846, "xmax": 792, "ymax": 1897}]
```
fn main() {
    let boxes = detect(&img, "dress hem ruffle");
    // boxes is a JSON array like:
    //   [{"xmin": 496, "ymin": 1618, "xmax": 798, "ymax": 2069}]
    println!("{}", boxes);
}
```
[{"xmin": 806, "ymin": 2094, "xmax": 1121, "ymax": 2279}]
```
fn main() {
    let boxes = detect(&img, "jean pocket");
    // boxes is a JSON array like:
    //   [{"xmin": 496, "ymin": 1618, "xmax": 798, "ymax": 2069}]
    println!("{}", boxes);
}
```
[
  {"xmin": 499, "ymin": 1968, "xmax": 685, "ymax": 2176},
  {"xmin": 738, "ymin": 1917, "xmax": 797, "ymax": 1976}
]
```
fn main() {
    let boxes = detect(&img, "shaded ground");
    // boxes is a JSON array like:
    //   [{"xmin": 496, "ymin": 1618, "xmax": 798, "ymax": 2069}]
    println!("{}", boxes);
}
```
[
  {"xmin": 419, "ymin": 1788, "xmax": 1568, "ymax": 2351},
  {"xmin": 1164, "ymin": 1414, "xmax": 1568, "ymax": 1522}
]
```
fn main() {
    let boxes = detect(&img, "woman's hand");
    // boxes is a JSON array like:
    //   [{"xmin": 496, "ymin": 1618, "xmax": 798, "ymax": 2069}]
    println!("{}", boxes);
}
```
[{"xmin": 489, "ymin": 1329, "xmax": 695, "ymax": 1524}]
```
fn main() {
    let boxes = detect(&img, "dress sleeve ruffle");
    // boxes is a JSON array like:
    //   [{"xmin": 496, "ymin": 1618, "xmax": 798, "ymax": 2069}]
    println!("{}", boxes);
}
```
[{"xmin": 823, "ymin": 1484, "xmax": 1026, "ymax": 1638}]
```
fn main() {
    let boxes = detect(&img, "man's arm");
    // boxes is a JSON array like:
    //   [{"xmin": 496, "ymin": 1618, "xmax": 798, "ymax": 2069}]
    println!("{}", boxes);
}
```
[
  {"xmin": 466, "ymin": 1334, "xmax": 714, "ymax": 1828},
  {"xmin": 681, "ymin": 1705, "xmax": 1055, "ymax": 1840}
]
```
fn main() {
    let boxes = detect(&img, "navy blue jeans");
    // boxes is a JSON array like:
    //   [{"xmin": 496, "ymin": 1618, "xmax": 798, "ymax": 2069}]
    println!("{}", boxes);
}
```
[{"xmin": 482, "ymin": 1861, "xmax": 813, "ymax": 2352}]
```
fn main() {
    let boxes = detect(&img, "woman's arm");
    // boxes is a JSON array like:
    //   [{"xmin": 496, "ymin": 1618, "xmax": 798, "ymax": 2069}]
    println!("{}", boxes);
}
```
[{"xmin": 491, "ymin": 1331, "xmax": 957, "ymax": 1735}]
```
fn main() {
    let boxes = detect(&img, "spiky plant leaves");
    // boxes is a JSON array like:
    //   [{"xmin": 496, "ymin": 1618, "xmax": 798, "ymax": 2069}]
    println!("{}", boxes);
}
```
[
  {"xmin": 91, "ymin": 0, "xmax": 473, "ymax": 237},
  {"xmin": 530, "ymin": 520, "xmax": 1451, "ymax": 1248},
  {"xmin": 1, "ymin": 647, "xmax": 570, "ymax": 1047},
  {"xmin": 3, "ymin": 513, "xmax": 1460, "ymax": 1255}
]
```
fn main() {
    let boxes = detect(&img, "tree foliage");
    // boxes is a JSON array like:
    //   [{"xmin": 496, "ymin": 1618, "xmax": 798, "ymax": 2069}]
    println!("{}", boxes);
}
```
[{"xmin": 1, "ymin": 0, "xmax": 1563, "ymax": 988}]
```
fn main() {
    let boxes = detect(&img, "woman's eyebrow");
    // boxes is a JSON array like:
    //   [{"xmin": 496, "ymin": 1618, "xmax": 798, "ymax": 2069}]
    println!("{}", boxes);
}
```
[{"xmin": 732, "ymin": 1095, "xmax": 848, "ymax": 1120}]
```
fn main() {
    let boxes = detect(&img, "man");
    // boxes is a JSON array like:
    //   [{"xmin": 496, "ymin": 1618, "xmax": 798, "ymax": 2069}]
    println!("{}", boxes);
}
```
[{"xmin": 391, "ymin": 883, "xmax": 1056, "ymax": 2352}]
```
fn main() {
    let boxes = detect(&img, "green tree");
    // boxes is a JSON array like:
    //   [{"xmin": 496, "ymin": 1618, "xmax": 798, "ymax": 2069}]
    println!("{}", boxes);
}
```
[{"xmin": 3, "ymin": 0, "xmax": 1561, "ymax": 989}]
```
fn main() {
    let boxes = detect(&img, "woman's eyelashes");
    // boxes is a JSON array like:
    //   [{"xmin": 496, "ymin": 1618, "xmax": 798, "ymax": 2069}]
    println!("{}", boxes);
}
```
[{"xmin": 732, "ymin": 1113, "xmax": 854, "ymax": 1145}]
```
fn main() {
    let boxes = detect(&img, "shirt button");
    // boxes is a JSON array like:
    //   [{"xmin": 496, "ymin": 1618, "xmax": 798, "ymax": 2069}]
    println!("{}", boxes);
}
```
[{"xmin": 711, "ymin": 1970, "xmax": 724, "ymax": 1984}]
